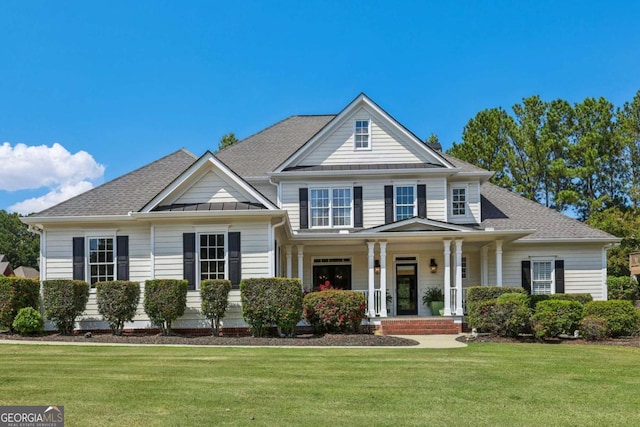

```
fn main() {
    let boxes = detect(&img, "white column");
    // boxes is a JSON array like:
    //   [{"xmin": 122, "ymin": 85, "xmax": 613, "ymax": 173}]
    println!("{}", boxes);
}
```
[
  {"xmin": 481, "ymin": 246, "xmax": 489, "ymax": 286},
  {"xmin": 455, "ymin": 239, "xmax": 464, "ymax": 315},
  {"xmin": 379, "ymin": 241, "xmax": 388, "ymax": 317},
  {"xmin": 367, "ymin": 241, "xmax": 376, "ymax": 317},
  {"xmin": 285, "ymin": 245, "xmax": 292, "ymax": 278},
  {"xmin": 150, "ymin": 225, "xmax": 155, "ymax": 280},
  {"xmin": 297, "ymin": 245, "xmax": 304, "ymax": 282},
  {"xmin": 443, "ymin": 240, "xmax": 452, "ymax": 316},
  {"xmin": 496, "ymin": 240, "xmax": 503, "ymax": 287}
]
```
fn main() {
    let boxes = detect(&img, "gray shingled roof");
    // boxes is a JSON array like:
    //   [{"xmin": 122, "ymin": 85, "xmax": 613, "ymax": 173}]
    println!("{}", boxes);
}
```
[
  {"xmin": 215, "ymin": 115, "xmax": 335, "ymax": 178},
  {"xmin": 481, "ymin": 182, "xmax": 614, "ymax": 240},
  {"xmin": 35, "ymin": 149, "xmax": 196, "ymax": 217}
]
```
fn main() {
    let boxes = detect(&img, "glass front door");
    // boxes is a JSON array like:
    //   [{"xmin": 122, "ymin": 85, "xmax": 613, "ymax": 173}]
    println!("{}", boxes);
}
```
[{"xmin": 396, "ymin": 263, "xmax": 418, "ymax": 315}]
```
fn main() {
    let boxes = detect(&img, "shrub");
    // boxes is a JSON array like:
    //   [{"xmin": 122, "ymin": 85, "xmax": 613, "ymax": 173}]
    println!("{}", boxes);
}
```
[
  {"xmin": 466, "ymin": 286, "xmax": 526, "ymax": 304},
  {"xmin": 530, "ymin": 293, "xmax": 593, "ymax": 309},
  {"xmin": 200, "ymin": 279, "xmax": 232, "ymax": 336},
  {"xmin": 531, "ymin": 300, "xmax": 583, "ymax": 339},
  {"xmin": 240, "ymin": 278, "xmax": 303, "ymax": 337},
  {"xmin": 96, "ymin": 280, "xmax": 140, "ymax": 335},
  {"xmin": 579, "ymin": 316, "xmax": 609, "ymax": 341},
  {"xmin": 467, "ymin": 286, "xmax": 527, "ymax": 330},
  {"xmin": 583, "ymin": 300, "xmax": 640, "ymax": 337},
  {"xmin": 143, "ymin": 279, "xmax": 188, "ymax": 336},
  {"xmin": 468, "ymin": 293, "xmax": 531, "ymax": 337},
  {"xmin": 12, "ymin": 307, "xmax": 44, "ymax": 335},
  {"xmin": 422, "ymin": 287, "xmax": 444, "ymax": 306},
  {"xmin": 43, "ymin": 280, "xmax": 90, "ymax": 335},
  {"xmin": 607, "ymin": 276, "xmax": 640, "ymax": 301},
  {"xmin": 0, "ymin": 277, "xmax": 40, "ymax": 332},
  {"xmin": 303, "ymin": 290, "xmax": 366, "ymax": 334}
]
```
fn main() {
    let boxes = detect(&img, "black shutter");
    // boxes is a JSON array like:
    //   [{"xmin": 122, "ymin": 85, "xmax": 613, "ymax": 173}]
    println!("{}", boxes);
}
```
[
  {"xmin": 183, "ymin": 233, "xmax": 196, "ymax": 291},
  {"xmin": 354, "ymin": 186, "xmax": 363, "ymax": 228},
  {"xmin": 116, "ymin": 236, "xmax": 129, "ymax": 281},
  {"xmin": 228, "ymin": 232, "xmax": 241, "ymax": 289},
  {"xmin": 72, "ymin": 237, "xmax": 85, "ymax": 281},
  {"xmin": 384, "ymin": 185, "xmax": 394, "ymax": 224},
  {"xmin": 555, "ymin": 260, "xmax": 565, "ymax": 294},
  {"xmin": 521, "ymin": 260, "xmax": 531, "ymax": 294},
  {"xmin": 417, "ymin": 184, "xmax": 426, "ymax": 218},
  {"xmin": 299, "ymin": 188, "xmax": 309, "ymax": 230}
]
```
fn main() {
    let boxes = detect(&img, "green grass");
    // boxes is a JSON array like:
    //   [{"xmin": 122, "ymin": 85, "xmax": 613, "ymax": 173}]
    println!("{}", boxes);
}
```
[{"xmin": 1, "ymin": 343, "xmax": 640, "ymax": 426}]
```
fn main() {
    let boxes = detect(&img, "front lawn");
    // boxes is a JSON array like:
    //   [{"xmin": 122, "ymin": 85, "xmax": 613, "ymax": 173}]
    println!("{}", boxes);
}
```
[{"xmin": 1, "ymin": 343, "xmax": 639, "ymax": 426}]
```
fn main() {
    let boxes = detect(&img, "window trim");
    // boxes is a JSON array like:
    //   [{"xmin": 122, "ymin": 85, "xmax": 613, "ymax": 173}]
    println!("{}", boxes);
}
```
[
  {"xmin": 451, "ymin": 184, "xmax": 468, "ymax": 217},
  {"xmin": 530, "ymin": 257, "xmax": 555, "ymax": 295},
  {"xmin": 86, "ymin": 235, "xmax": 116, "ymax": 288},
  {"xmin": 308, "ymin": 186, "xmax": 354, "ymax": 229},
  {"xmin": 353, "ymin": 119, "xmax": 371, "ymax": 151},
  {"xmin": 196, "ymin": 231, "xmax": 229, "ymax": 290},
  {"xmin": 394, "ymin": 184, "xmax": 417, "ymax": 221}
]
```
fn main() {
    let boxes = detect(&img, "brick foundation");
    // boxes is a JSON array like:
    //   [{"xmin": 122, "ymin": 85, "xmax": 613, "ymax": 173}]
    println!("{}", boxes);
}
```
[{"xmin": 379, "ymin": 318, "xmax": 461, "ymax": 335}]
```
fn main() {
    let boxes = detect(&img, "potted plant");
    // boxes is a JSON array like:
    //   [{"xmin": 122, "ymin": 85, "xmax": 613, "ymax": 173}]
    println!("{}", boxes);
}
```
[{"xmin": 422, "ymin": 287, "xmax": 444, "ymax": 316}]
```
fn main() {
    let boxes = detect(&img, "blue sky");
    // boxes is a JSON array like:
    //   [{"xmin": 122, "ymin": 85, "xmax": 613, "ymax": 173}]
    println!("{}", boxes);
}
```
[{"xmin": 2, "ymin": 1, "xmax": 640, "ymax": 213}]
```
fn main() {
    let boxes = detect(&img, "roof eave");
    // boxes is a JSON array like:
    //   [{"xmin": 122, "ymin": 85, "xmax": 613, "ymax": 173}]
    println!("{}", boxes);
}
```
[
  {"xmin": 269, "ymin": 167, "xmax": 461, "ymax": 180},
  {"xmin": 514, "ymin": 237, "xmax": 622, "ymax": 244}
]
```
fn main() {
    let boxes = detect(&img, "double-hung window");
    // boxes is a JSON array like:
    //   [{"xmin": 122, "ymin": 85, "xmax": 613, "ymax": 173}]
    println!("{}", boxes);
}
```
[
  {"xmin": 199, "ymin": 233, "xmax": 226, "ymax": 281},
  {"xmin": 451, "ymin": 186, "xmax": 467, "ymax": 216},
  {"xmin": 461, "ymin": 256, "xmax": 467, "ymax": 279},
  {"xmin": 88, "ymin": 237, "xmax": 114, "ymax": 285},
  {"xmin": 531, "ymin": 260, "xmax": 553, "ymax": 295},
  {"xmin": 354, "ymin": 119, "xmax": 370, "ymax": 149},
  {"xmin": 310, "ymin": 187, "xmax": 352, "ymax": 228},
  {"xmin": 395, "ymin": 186, "xmax": 415, "ymax": 221}
]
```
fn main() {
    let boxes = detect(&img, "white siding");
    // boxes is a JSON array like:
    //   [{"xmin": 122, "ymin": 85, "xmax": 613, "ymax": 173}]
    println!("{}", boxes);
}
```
[
  {"xmin": 250, "ymin": 182, "xmax": 277, "ymax": 205},
  {"xmin": 174, "ymin": 170, "xmax": 248, "ymax": 204}
]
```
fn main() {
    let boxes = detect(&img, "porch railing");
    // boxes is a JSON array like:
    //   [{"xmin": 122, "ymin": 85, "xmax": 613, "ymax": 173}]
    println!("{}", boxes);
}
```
[
  {"xmin": 449, "ymin": 288, "xmax": 468, "ymax": 315},
  {"xmin": 354, "ymin": 289, "xmax": 383, "ymax": 317}
]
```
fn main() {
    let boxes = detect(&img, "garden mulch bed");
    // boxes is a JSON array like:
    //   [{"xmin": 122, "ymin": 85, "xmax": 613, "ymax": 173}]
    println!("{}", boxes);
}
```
[
  {"xmin": 0, "ymin": 331, "xmax": 419, "ymax": 347},
  {"xmin": 457, "ymin": 334, "xmax": 640, "ymax": 347}
]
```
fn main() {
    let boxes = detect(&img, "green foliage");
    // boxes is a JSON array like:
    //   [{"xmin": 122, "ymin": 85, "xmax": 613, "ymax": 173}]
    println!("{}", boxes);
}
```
[
  {"xmin": 42, "ymin": 280, "xmax": 90, "ymax": 335},
  {"xmin": 583, "ymin": 300, "xmax": 640, "ymax": 337},
  {"xmin": 531, "ymin": 300, "xmax": 583, "ymax": 339},
  {"xmin": 496, "ymin": 292, "xmax": 530, "ymax": 306},
  {"xmin": 240, "ymin": 278, "xmax": 303, "ymax": 337},
  {"xmin": 422, "ymin": 287, "xmax": 444, "ymax": 306},
  {"xmin": 200, "ymin": 279, "xmax": 232, "ymax": 336},
  {"xmin": 607, "ymin": 276, "xmax": 640, "ymax": 301},
  {"xmin": 12, "ymin": 307, "xmax": 44, "ymax": 335},
  {"xmin": 0, "ymin": 210, "xmax": 40, "ymax": 269},
  {"xmin": 0, "ymin": 277, "xmax": 40, "ymax": 332},
  {"xmin": 579, "ymin": 316, "xmax": 609, "ymax": 341},
  {"xmin": 303, "ymin": 290, "xmax": 366, "ymax": 334},
  {"xmin": 217, "ymin": 131, "xmax": 239, "ymax": 151},
  {"xmin": 466, "ymin": 286, "xmax": 526, "ymax": 304},
  {"xmin": 587, "ymin": 207, "xmax": 640, "ymax": 276},
  {"xmin": 96, "ymin": 281, "xmax": 141, "ymax": 335},
  {"xmin": 467, "ymin": 293, "xmax": 532, "ymax": 337},
  {"xmin": 529, "ymin": 293, "xmax": 593, "ymax": 308},
  {"xmin": 143, "ymin": 279, "xmax": 188, "ymax": 336}
]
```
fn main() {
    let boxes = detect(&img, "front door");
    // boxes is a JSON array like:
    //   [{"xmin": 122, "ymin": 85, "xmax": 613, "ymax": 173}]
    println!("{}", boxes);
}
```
[{"xmin": 396, "ymin": 263, "xmax": 418, "ymax": 315}]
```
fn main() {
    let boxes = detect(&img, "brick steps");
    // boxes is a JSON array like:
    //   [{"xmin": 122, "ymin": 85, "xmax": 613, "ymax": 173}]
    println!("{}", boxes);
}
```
[{"xmin": 380, "ymin": 318, "xmax": 461, "ymax": 335}]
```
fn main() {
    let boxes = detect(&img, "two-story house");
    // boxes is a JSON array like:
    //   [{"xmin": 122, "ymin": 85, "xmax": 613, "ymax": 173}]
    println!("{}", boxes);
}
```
[{"xmin": 22, "ymin": 94, "xmax": 619, "ymax": 333}]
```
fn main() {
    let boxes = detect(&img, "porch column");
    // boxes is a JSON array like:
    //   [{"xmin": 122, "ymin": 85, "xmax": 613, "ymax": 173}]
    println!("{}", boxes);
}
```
[
  {"xmin": 443, "ymin": 240, "xmax": 452, "ymax": 316},
  {"xmin": 367, "ymin": 241, "xmax": 376, "ymax": 317},
  {"xmin": 379, "ymin": 241, "xmax": 388, "ymax": 317},
  {"xmin": 495, "ymin": 240, "xmax": 503, "ymax": 287},
  {"xmin": 481, "ymin": 246, "xmax": 489, "ymax": 286},
  {"xmin": 297, "ymin": 245, "xmax": 304, "ymax": 282},
  {"xmin": 454, "ymin": 239, "xmax": 464, "ymax": 315},
  {"xmin": 285, "ymin": 245, "xmax": 292, "ymax": 278}
]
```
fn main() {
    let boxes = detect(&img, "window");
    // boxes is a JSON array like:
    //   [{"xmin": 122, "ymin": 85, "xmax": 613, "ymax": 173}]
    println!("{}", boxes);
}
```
[
  {"xmin": 452, "ymin": 187, "xmax": 466, "ymax": 216},
  {"xmin": 395, "ymin": 186, "xmax": 415, "ymax": 221},
  {"xmin": 461, "ymin": 256, "xmax": 467, "ymax": 279},
  {"xmin": 532, "ymin": 260, "xmax": 553, "ymax": 295},
  {"xmin": 199, "ymin": 233, "xmax": 225, "ymax": 281},
  {"xmin": 88, "ymin": 237, "xmax": 114, "ymax": 285},
  {"xmin": 313, "ymin": 258, "xmax": 352, "ymax": 290},
  {"xmin": 354, "ymin": 119, "xmax": 370, "ymax": 149},
  {"xmin": 310, "ymin": 187, "xmax": 352, "ymax": 228}
]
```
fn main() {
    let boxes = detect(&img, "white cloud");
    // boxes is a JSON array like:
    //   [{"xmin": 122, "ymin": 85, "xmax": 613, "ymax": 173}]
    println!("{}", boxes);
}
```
[{"xmin": 1, "ymin": 142, "xmax": 105, "ymax": 214}]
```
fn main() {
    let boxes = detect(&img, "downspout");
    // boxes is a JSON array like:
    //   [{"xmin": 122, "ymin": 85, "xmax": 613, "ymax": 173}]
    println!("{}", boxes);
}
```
[
  {"xmin": 268, "ymin": 176, "xmax": 281, "ymax": 208},
  {"xmin": 270, "ymin": 216, "xmax": 287, "ymax": 277},
  {"xmin": 602, "ymin": 243, "xmax": 616, "ymax": 301}
]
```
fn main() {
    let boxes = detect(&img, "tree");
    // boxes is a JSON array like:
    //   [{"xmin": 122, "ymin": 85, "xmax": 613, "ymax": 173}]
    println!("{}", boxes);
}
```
[
  {"xmin": 217, "ymin": 132, "xmax": 238, "ymax": 152},
  {"xmin": 587, "ymin": 206, "xmax": 640, "ymax": 276},
  {"xmin": 0, "ymin": 210, "xmax": 39, "ymax": 269},
  {"xmin": 617, "ymin": 89, "xmax": 640, "ymax": 209}
]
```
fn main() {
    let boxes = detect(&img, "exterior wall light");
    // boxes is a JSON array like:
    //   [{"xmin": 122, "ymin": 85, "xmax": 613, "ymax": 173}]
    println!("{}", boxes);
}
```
[
  {"xmin": 374, "ymin": 259, "xmax": 381, "ymax": 275},
  {"xmin": 430, "ymin": 258, "xmax": 438, "ymax": 274}
]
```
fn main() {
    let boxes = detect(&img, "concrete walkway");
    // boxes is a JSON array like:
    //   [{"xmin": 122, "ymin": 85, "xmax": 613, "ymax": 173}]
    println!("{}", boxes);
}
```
[{"xmin": 0, "ymin": 335, "xmax": 467, "ymax": 349}]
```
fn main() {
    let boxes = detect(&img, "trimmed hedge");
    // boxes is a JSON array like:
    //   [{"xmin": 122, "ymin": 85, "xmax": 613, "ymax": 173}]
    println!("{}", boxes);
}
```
[
  {"xmin": 467, "ymin": 286, "xmax": 527, "ymax": 332},
  {"xmin": 582, "ymin": 300, "xmax": 640, "ymax": 337},
  {"xmin": 0, "ymin": 277, "xmax": 40, "ymax": 332},
  {"xmin": 200, "ymin": 279, "xmax": 232, "ymax": 336},
  {"xmin": 143, "ymin": 279, "xmax": 188, "ymax": 336},
  {"xmin": 12, "ymin": 307, "xmax": 44, "ymax": 335},
  {"xmin": 467, "ymin": 293, "xmax": 531, "ymax": 337},
  {"xmin": 240, "ymin": 278, "xmax": 303, "ymax": 337},
  {"xmin": 579, "ymin": 316, "xmax": 608, "ymax": 341},
  {"xmin": 303, "ymin": 290, "xmax": 366, "ymax": 334},
  {"xmin": 531, "ymin": 300, "xmax": 583, "ymax": 339},
  {"xmin": 96, "ymin": 280, "xmax": 140, "ymax": 335},
  {"xmin": 607, "ymin": 276, "xmax": 640, "ymax": 301},
  {"xmin": 530, "ymin": 293, "xmax": 593, "ymax": 308},
  {"xmin": 466, "ymin": 286, "xmax": 526, "ymax": 304},
  {"xmin": 43, "ymin": 279, "xmax": 90, "ymax": 335}
]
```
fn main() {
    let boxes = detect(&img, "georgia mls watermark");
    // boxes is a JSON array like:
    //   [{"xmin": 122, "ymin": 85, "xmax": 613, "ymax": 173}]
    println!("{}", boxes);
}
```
[{"xmin": 0, "ymin": 406, "xmax": 64, "ymax": 427}]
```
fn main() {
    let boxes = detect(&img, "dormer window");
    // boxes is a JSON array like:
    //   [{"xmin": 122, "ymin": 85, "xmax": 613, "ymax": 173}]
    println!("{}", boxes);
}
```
[
  {"xmin": 451, "ymin": 186, "xmax": 467, "ymax": 216},
  {"xmin": 354, "ymin": 120, "xmax": 370, "ymax": 150}
]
